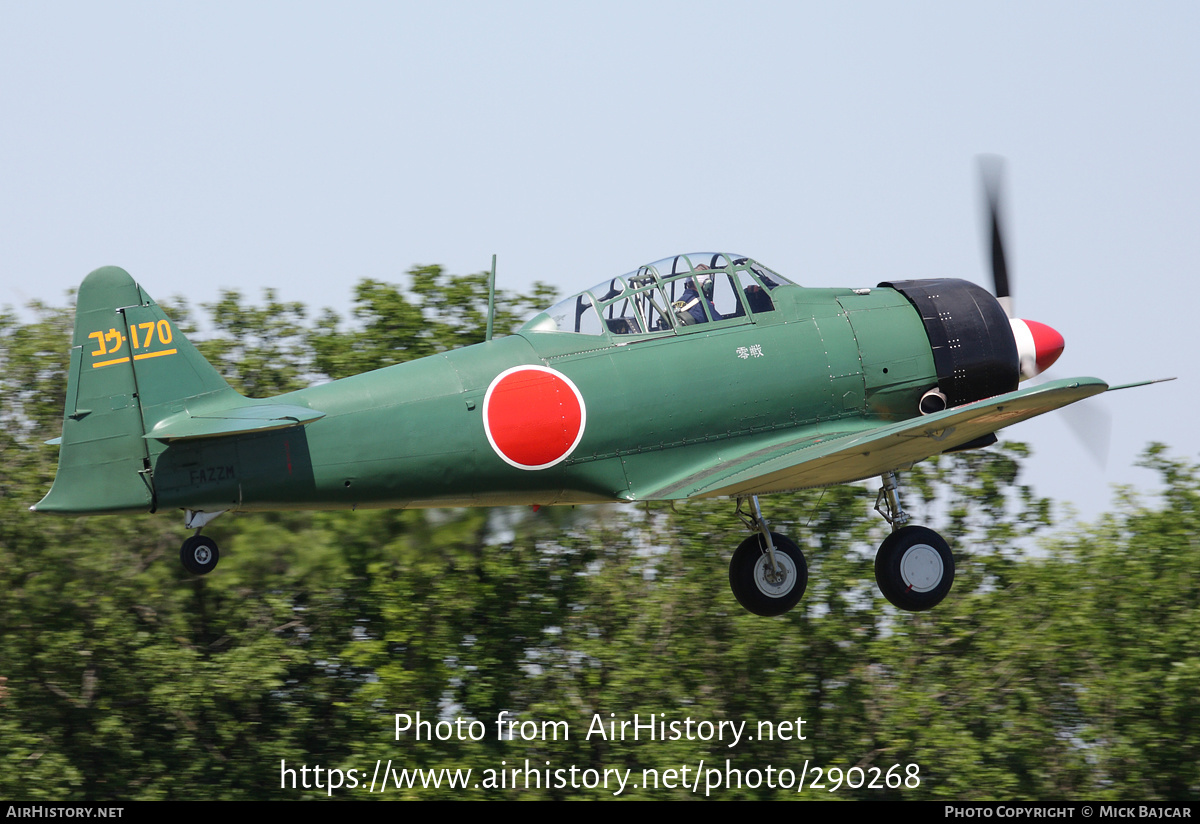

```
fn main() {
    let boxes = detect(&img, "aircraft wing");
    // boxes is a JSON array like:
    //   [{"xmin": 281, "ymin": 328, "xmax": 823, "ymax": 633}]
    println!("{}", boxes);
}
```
[{"xmin": 635, "ymin": 377, "xmax": 1108, "ymax": 500}]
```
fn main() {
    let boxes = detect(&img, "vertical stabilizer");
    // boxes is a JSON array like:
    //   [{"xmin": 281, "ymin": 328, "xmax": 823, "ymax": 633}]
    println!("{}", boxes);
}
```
[{"xmin": 35, "ymin": 266, "xmax": 239, "ymax": 514}]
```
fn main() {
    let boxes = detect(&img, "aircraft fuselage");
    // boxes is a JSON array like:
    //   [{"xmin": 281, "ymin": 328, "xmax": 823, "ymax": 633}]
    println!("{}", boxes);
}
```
[{"xmin": 151, "ymin": 283, "xmax": 942, "ymax": 512}]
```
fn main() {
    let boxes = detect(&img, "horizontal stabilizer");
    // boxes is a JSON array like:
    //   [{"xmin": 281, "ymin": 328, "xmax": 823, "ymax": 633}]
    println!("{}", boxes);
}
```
[{"xmin": 144, "ymin": 403, "xmax": 325, "ymax": 441}]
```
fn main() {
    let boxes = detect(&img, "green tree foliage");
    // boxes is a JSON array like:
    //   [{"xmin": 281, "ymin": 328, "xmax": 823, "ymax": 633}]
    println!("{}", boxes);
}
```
[
  {"xmin": 311, "ymin": 265, "xmax": 556, "ymax": 378},
  {"xmin": 0, "ymin": 274, "xmax": 1196, "ymax": 800},
  {"xmin": 1034, "ymin": 446, "xmax": 1200, "ymax": 799},
  {"xmin": 195, "ymin": 290, "xmax": 312, "ymax": 398}
]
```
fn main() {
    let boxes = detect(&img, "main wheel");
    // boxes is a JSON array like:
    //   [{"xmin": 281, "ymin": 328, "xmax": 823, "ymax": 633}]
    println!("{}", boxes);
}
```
[
  {"xmin": 729, "ymin": 532, "xmax": 808, "ymax": 616},
  {"xmin": 180, "ymin": 535, "xmax": 220, "ymax": 575},
  {"xmin": 874, "ymin": 526, "xmax": 954, "ymax": 611}
]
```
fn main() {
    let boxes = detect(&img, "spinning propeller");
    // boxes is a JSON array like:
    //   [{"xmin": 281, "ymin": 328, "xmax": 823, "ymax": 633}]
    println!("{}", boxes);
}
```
[
  {"xmin": 981, "ymin": 156, "xmax": 1111, "ymax": 465},
  {"xmin": 979, "ymin": 156, "xmax": 1065, "ymax": 381}
]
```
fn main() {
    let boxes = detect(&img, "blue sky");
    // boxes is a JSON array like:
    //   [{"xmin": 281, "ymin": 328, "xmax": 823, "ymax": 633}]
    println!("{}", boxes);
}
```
[{"xmin": 3, "ymin": 2, "xmax": 1197, "ymax": 522}]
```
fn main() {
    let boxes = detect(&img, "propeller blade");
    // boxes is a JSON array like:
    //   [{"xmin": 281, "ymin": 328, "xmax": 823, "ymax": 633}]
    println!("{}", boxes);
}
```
[
  {"xmin": 1060, "ymin": 396, "xmax": 1111, "ymax": 469},
  {"xmin": 979, "ymin": 155, "xmax": 1013, "ymax": 317}
]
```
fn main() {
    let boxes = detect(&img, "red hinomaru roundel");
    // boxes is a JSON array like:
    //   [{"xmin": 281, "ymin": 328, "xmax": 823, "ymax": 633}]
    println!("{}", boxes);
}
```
[{"xmin": 482, "ymin": 365, "xmax": 587, "ymax": 470}]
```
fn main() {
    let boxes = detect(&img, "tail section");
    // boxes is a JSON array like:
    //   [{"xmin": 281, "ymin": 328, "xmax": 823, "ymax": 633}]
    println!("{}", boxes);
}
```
[{"xmin": 35, "ymin": 266, "xmax": 240, "ymax": 514}]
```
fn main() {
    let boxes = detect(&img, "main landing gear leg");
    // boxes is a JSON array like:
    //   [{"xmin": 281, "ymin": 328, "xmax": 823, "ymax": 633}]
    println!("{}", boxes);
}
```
[
  {"xmin": 179, "ymin": 509, "xmax": 225, "ymax": 576},
  {"xmin": 872, "ymin": 472, "xmax": 954, "ymax": 611},
  {"xmin": 727, "ymin": 495, "xmax": 808, "ymax": 617}
]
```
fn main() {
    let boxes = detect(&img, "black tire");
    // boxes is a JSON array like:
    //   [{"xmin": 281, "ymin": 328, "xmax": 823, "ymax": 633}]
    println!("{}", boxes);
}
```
[
  {"xmin": 180, "ymin": 535, "xmax": 220, "ymax": 576},
  {"xmin": 729, "ymin": 532, "xmax": 808, "ymax": 617},
  {"xmin": 874, "ymin": 526, "xmax": 954, "ymax": 611}
]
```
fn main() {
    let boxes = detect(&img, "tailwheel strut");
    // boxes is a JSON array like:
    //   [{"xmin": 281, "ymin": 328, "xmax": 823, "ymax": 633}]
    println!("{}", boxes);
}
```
[{"xmin": 179, "ymin": 509, "xmax": 226, "ymax": 576}]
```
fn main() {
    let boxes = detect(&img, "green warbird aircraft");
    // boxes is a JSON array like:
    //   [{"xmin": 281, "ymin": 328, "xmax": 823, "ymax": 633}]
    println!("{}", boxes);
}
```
[{"xmin": 34, "ymin": 172, "xmax": 1152, "ymax": 617}]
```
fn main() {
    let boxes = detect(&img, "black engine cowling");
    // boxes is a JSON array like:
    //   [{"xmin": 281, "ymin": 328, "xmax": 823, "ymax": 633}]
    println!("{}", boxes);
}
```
[{"xmin": 879, "ymin": 278, "xmax": 1018, "ymax": 407}]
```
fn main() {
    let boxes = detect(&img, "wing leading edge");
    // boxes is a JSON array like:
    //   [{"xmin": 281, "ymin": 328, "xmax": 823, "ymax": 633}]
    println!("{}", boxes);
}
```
[{"xmin": 634, "ymin": 377, "xmax": 1109, "ymax": 501}]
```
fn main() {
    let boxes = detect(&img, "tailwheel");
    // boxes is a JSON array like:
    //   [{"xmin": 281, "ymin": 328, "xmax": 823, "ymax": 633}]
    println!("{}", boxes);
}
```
[
  {"xmin": 874, "ymin": 525, "xmax": 954, "ymax": 611},
  {"xmin": 180, "ymin": 534, "xmax": 220, "ymax": 576},
  {"xmin": 729, "ymin": 532, "xmax": 808, "ymax": 617}
]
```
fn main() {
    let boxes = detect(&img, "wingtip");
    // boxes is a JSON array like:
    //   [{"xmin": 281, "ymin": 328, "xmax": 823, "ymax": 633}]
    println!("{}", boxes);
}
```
[{"xmin": 1106, "ymin": 377, "xmax": 1177, "ymax": 392}]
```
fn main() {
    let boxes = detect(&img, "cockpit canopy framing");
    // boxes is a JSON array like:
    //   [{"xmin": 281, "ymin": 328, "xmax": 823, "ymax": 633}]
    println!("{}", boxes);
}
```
[{"xmin": 523, "ymin": 253, "xmax": 792, "ymax": 337}]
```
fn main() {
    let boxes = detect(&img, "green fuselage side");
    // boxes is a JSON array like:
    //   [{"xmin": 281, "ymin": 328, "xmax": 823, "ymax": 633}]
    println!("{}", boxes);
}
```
[{"xmin": 149, "ymin": 285, "xmax": 938, "ymax": 512}]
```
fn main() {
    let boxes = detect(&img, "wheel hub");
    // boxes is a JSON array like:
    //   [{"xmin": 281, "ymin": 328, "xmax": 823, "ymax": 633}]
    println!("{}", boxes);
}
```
[
  {"xmin": 899, "ymin": 543, "xmax": 943, "ymax": 592},
  {"xmin": 753, "ymin": 552, "xmax": 796, "ymax": 597},
  {"xmin": 193, "ymin": 546, "xmax": 212, "ymax": 565}
]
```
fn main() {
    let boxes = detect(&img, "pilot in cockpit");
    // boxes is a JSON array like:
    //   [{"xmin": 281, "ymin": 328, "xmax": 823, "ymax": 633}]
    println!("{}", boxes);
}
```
[{"xmin": 674, "ymin": 266, "xmax": 718, "ymax": 325}]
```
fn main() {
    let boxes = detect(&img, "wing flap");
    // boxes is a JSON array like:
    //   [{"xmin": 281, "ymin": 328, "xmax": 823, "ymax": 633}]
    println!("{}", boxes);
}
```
[{"xmin": 635, "ymin": 377, "xmax": 1108, "ymax": 500}]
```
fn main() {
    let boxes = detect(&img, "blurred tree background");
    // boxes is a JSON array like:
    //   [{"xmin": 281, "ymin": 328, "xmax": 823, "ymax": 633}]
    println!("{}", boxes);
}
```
[{"xmin": 0, "ymin": 269, "xmax": 1195, "ymax": 800}]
